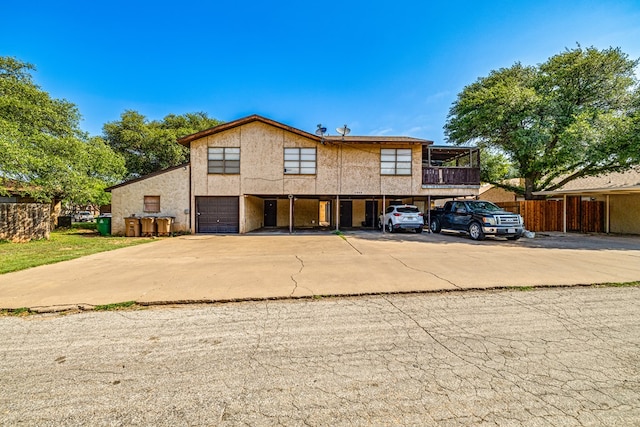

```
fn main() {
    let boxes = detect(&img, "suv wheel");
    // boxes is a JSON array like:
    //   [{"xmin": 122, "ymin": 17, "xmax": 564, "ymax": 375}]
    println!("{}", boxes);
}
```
[{"xmin": 387, "ymin": 221, "xmax": 394, "ymax": 233}]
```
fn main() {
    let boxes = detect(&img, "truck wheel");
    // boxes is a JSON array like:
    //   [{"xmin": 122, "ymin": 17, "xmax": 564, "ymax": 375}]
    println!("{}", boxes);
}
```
[
  {"xmin": 387, "ymin": 221, "xmax": 394, "ymax": 233},
  {"xmin": 429, "ymin": 219, "xmax": 441, "ymax": 233},
  {"xmin": 468, "ymin": 222, "xmax": 485, "ymax": 241}
]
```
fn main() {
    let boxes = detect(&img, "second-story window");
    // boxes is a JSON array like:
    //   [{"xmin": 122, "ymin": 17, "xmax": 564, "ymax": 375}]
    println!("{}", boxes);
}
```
[
  {"xmin": 208, "ymin": 147, "xmax": 240, "ymax": 174},
  {"xmin": 381, "ymin": 148, "xmax": 412, "ymax": 175},
  {"xmin": 284, "ymin": 147, "xmax": 316, "ymax": 174}
]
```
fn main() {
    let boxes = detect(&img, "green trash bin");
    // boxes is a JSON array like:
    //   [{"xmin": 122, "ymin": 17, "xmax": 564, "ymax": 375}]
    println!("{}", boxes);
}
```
[{"xmin": 96, "ymin": 215, "xmax": 112, "ymax": 236}]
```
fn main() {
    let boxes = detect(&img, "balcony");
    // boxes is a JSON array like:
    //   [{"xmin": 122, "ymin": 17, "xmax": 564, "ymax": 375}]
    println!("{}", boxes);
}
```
[
  {"xmin": 422, "ymin": 167, "xmax": 480, "ymax": 185},
  {"xmin": 422, "ymin": 146, "xmax": 480, "ymax": 186}
]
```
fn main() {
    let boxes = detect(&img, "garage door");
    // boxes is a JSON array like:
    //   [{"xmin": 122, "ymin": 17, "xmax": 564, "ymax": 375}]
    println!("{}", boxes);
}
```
[{"xmin": 196, "ymin": 196, "xmax": 239, "ymax": 233}]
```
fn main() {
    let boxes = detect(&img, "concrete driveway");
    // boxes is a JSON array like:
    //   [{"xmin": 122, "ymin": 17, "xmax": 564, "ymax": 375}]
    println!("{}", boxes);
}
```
[{"xmin": 1, "ymin": 231, "xmax": 639, "ymax": 311}]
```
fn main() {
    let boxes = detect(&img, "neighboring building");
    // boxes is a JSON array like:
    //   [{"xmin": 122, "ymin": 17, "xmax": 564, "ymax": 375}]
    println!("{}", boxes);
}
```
[
  {"xmin": 478, "ymin": 179, "xmax": 525, "ymax": 204},
  {"xmin": 107, "ymin": 115, "xmax": 481, "ymax": 235},
  {"xmin": 0, "ymin": 179, "xmax": 53, "ymax": 241},
  {"xmin": 107, "ymin": 164, "xmax": 191, "ymax": 234},
  {"xmin": 534, "ymin": 169, "xmax": 640, "ymax": 234}
]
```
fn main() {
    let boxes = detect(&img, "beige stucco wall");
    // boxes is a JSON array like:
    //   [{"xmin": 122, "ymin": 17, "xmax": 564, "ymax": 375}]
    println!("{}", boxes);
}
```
[
  {"xmin": 110, "ymin": 166, "xmax": 190, "ymax": 235},
  {"xmin": 294, "ymin": 199, "xmax": 319, "ymax": 227},
  {"xmin": 189, "ymin": 122, "xmax": 454, "ymax": 199},
  {"xmin": 610, "ymin": 194, "xmax": 640, "ymax": 234},
  {"xmin": 479, "ymin": 186, "xmax": 519, "ymax": 203},
  {"xmin": 277, "ymin": 199, "xmax": 290, "ymax": 228},
  {"xmin": 242, "ymin": 195, "xmax": 263, "ymax": 233},
  {"xmin": 186, "ymin": 121, "xmax": 479, "ymax": 231}
]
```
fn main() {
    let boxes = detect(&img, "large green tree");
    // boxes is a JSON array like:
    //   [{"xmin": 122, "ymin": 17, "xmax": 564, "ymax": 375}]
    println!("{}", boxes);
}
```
[
  {"xmin": 0, "ymin": 56, "xmax": 125, "ymax": 205},
  {"xmin": 445, "ymin": 46, "xmax": 640, "ymax": 199},
  {"xmin": 103, "ymin": 110, "xmax": 223, "ymax": 179}
]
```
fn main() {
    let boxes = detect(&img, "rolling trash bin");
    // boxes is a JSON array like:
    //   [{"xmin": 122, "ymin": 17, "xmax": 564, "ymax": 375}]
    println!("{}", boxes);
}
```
[
  {"xmin": 140, "ymin": 216, "xmax": 157, "ymax": 237},
  {"xmin": 96, "ymin": 215, "xmax": 111, "ymax": 236},
  {"xmin": 125, "ymin": 217, "xmax": 141, "ymax": 237},
  {"xmin": 156, "ymin": 216, "xmax": 175, "ymax": 236}
]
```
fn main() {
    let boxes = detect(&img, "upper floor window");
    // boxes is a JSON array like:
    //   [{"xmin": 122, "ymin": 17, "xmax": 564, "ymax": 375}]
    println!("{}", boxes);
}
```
[
  {"xmin": 208, "ymin": 147, "xmax": 240, "ymax": 174},
  {"xmin": 284, "ymin": 147, "xmax": 316, "ymax": 174},
  {"xmin": 143, "ymin": 195, "xmax": 160, "ymax": 213},
  {"xmin": 381, "ymin": 148, "xmax": 412, "ymax": 175}
]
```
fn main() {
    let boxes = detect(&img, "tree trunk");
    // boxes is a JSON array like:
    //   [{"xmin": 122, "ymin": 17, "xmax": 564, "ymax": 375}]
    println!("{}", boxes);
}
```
[{"xmin": 523, "ymin": 177, "xmax": 546, "ymax": 200}]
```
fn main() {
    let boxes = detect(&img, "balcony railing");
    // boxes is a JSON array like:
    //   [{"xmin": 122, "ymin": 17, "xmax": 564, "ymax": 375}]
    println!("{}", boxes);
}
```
[{"xmin": 422, "ymin": 167, "xmax": 480, "ymax": 185}]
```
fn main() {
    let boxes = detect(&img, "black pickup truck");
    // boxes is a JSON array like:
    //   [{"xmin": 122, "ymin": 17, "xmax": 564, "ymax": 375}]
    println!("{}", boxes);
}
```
[{"xmin": 428, "ymin": 200, "xmax": 524, "ymax": 241}]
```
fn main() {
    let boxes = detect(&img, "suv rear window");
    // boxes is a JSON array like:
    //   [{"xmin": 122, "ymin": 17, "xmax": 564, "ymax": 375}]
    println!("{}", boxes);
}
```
[{"xmin": 397, "ymin": 207, "xmax": 419, "ymax": 213}]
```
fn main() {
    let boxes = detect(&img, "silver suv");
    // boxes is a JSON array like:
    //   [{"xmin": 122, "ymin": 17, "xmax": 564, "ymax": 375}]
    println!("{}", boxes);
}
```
[{"xmin": 378, "ymin": 204, "xmax": 424, "ymax": 233}]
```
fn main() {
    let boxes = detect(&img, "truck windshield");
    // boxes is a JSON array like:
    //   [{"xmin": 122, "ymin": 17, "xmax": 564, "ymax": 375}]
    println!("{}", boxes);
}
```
[{"xmin": 467, "ymin": 201, "xmax": 501, "ymax": 212}]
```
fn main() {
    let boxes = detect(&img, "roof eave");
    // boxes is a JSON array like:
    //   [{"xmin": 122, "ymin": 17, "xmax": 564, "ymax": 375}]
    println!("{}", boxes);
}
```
[
  {"xmin": 178, "ymin": 115, "xmax": 322, "ymax": 146},
  {"xmin": 533, "ymin": 185, "xmax": 640, "ymax": 196}
]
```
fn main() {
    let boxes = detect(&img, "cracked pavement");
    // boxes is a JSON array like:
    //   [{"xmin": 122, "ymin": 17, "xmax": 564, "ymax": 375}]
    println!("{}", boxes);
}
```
[{"xmin": 1, "ymin": 286, "xmax": 639, "ymax": 425}]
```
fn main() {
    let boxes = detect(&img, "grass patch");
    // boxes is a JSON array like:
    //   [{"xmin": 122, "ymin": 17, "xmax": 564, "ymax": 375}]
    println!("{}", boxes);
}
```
[
  {"xmin": 0, "ymin": 227, "xmax": 156, "ymax": 274},
  {"xmin": 596, "ymin": 281, "xmax": 640, "ymax": 288},
  {"xmin": 93, "ymin": 301, "xmax": 138, "ymax": 311},
  {"xmin": 0, "ymin": 307, "xmax": 34, "ymax": 317},
  {"xmin": 508, "ymin": 286, "xmax": 535, "ymax": 291},
  {"xmin": 332, "ymin": 230, "xmax": 346, "ymax": 240}
]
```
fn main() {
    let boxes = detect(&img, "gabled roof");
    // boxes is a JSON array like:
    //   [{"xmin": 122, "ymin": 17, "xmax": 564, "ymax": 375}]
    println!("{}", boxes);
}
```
[
  {"xmin": 177, "ymin": 114, "xmax": 431, "ymax": 146},
  {"xmin": 534, "ymin": 168, "xmax": 640, "ymax": 195},
  {"xmin": 105, "ymin": 163, "xmax": 189, "ymax": 192}
]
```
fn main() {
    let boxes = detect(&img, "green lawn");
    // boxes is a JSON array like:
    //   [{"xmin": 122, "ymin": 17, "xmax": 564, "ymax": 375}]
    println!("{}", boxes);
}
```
[{"xmin": 0, "ymin": 224, "xmax": 156, "ymax": 274}]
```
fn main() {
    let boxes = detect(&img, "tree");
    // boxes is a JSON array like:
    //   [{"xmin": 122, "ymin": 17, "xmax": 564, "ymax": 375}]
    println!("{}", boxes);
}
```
[
  {"xmin": 103, "ymin": 110, "xmax": 223, "ymax": 179},
  {"xmin": 0, "ymin": 56, "xmax": 126, "ymax": 206},
  {"xmin": 445, "ymin": 46, "xmax": 640, "ymax": 199}
]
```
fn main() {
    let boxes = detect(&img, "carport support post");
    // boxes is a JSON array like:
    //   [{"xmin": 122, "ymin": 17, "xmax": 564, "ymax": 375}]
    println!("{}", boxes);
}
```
[
  {"xmin": 335, "ymin": 195, "xmax": 340, "ymax": 232},
  {"xmin": 427, "ymin": 195, "xmax": 431, "ymax": 233},
  {"xmin": 289, "ymin": 195, "xmax": 294, "ymax": 234},
  {"xmin": 382, "ymin": 195, "xmax": 385, "ymax": 234}
]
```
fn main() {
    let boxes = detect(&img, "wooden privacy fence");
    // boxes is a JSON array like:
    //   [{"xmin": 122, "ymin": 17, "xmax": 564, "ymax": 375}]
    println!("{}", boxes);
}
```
[
  {"xmin": 496, "ymin": 199, "xmax": 604, "ymax": 233},
  {"xmin": 0, "ymin": 203, "xmax": 51, "ymax": 242}
]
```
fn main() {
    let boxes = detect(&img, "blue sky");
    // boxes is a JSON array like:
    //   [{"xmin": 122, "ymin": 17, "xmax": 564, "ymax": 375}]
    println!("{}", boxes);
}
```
[{"xmin": 2, "ymin": 1, "xmax": 640, "ymax": 143}]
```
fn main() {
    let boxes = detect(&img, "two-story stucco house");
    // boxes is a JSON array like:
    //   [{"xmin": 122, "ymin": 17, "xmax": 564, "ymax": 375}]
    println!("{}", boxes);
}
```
[{"xmin": 107, "ymin": 115, "xmax": 480, "ymax": 235}]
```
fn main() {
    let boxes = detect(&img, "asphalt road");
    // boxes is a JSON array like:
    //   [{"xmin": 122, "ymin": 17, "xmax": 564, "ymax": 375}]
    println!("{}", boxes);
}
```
[{"xmin": 1, "ymin": 286, "xmax": 639, "ymax": 426}]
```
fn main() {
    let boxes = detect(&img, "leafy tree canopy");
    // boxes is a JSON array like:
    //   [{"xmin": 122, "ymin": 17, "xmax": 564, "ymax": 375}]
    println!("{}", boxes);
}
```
[
  {"xmin": 445, "ymin": 46, "xmax": 640, "ymax": 199},
  {"xmin": 103, "ymin": 110, "xmax": 223, "ymax": 179},
  {"xmin": 0, "ymin": 56, "xmax": 126, "ymax": 205}
]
